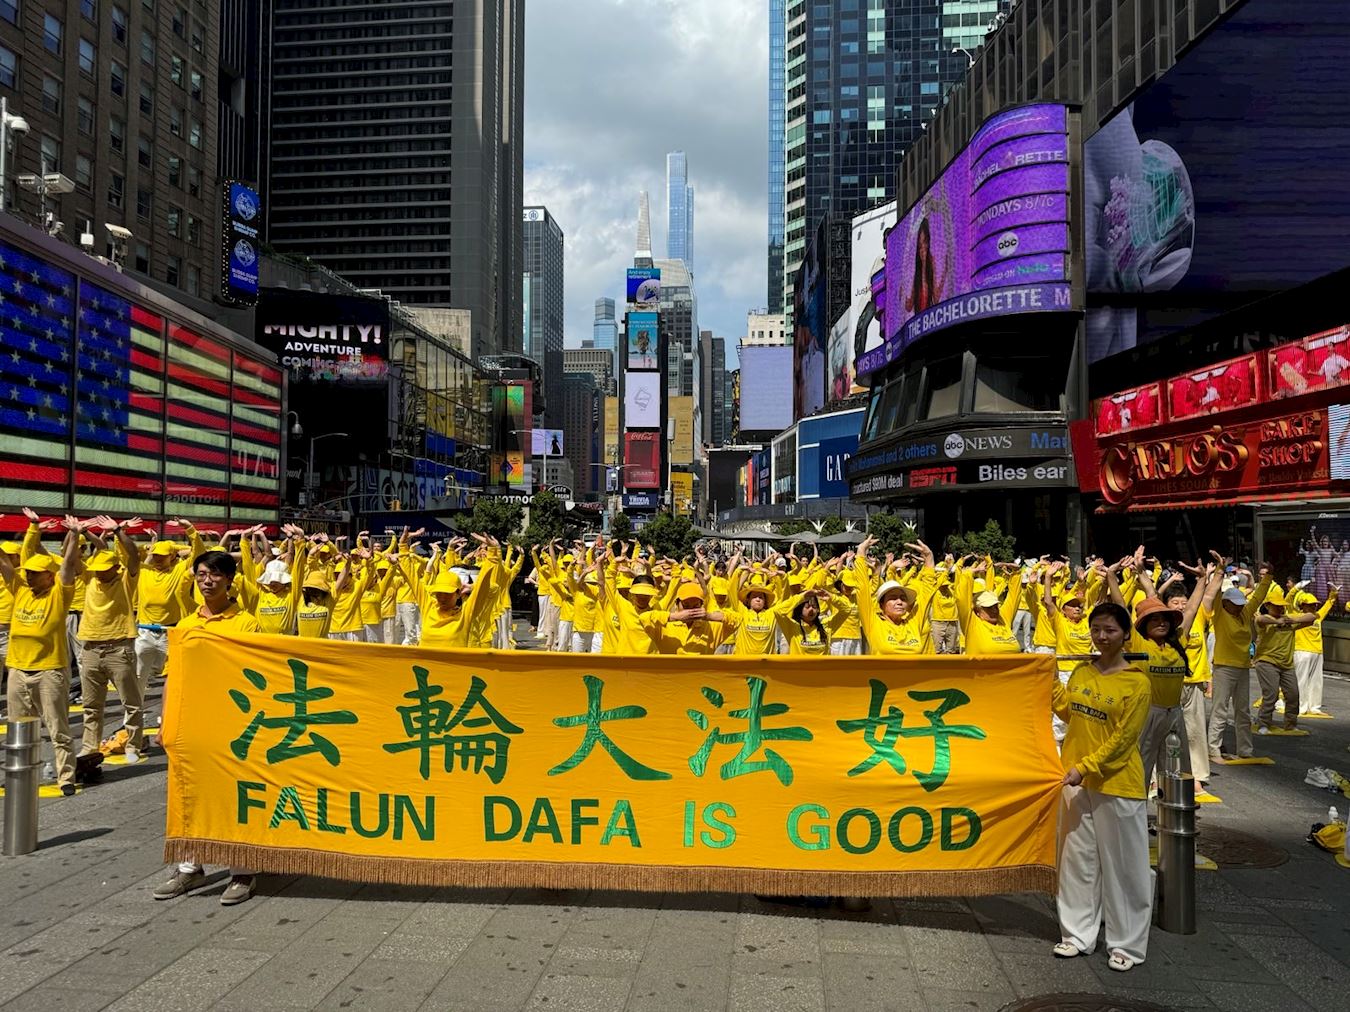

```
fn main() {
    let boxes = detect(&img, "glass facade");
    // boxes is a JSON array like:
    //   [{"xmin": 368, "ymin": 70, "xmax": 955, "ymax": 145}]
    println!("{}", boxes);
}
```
[
  {"xmin": 666, "ymin": 151, "xmax": 693, "ymax": 270},
  {"xmin": 523, "ymin": 207, "xmax": 565, "ymax": 429},
  {"xmin": 593, "ymin": 297, "xmax": 618, "ymax": 379},
  {"xmin": 769, "ymin": 0, "xmax": 787, "ymax": 312}
]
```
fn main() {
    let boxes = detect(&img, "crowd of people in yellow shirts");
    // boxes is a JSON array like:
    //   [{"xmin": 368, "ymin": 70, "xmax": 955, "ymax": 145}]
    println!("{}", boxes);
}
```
[{"xmin": 0, "ymin": 511, "xmax": 1340, "ymax": 932}]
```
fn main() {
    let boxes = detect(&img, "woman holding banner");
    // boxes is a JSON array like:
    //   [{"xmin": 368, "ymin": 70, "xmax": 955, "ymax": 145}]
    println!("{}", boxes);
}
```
[{"xmin": 1051, "ymin": 601, "xmax": 1153, "ymax": 972}]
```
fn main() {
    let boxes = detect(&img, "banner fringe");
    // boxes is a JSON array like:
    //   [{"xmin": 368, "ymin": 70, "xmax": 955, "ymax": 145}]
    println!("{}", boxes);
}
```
[{"xmin": 164, "ymin": 838, "xmax": 1055, "ymax": 898}]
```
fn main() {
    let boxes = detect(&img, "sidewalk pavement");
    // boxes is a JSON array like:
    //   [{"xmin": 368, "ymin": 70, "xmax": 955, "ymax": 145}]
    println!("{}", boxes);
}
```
[{"xmin": 1, "ymin": 655, "xmax": 1348, "ymax": 1011}]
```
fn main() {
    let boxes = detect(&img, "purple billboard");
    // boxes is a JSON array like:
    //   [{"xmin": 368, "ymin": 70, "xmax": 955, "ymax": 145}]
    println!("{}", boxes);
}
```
[{"xmin": 859, "ymin": 104, "xmax": 1074, "ymax": 376}]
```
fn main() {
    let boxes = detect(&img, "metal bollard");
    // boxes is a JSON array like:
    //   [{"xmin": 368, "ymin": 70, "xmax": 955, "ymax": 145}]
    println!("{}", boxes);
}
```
[
  {"xmin": 1156, "ymin": 730, "xmax": 1197, "ymax": 934},
  {"xmin": 3, "ymin": 717, "xmax": 42, "ymax": 857}
]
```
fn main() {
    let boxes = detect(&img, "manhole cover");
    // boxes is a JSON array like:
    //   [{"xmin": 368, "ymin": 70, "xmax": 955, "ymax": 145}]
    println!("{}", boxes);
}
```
[
  {"xmin": 1001, "ymin": 996, "xmax": 1174, "ymax": 1012},
  {"xmin": 1196, "ymin": 824, "xmax": 1288, "ymax": 868}
]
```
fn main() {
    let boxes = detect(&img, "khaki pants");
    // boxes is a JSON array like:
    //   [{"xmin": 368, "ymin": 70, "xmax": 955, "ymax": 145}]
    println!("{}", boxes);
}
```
[
  {"xmin": 1181, "ymin": 683, "xmax": 1210, "ymax": 783},
  {"xmin": 1254, "ymin": 660, "xmax": 1298, "ymax": 729},
  {"xmin": 80, "ymin": 639, "xmax": 143, "ymax": 753},
  {"xmin": 7, "ymin": 666, "xmax": 75, "ymax": 787},
  {"xmin": 1208, "ymin": 664, "xmax": 1254, "ymax": 758},
  {"xmin": 1138, "ymin": 703, "xmax": 1189, "ymax": 793},
  {"xmin": 932, "ymin": 620, "xmax": 961, "ymax": 654}
]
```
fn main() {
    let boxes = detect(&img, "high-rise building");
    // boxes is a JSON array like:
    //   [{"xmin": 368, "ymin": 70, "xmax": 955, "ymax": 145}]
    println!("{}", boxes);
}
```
[
  {"xmin": 563, "ymin": 346, "xmax": 615, "ymax": 396},
  {"xmin": 767, "ymin": 0, "xmax": 786, "ymax": 312},
  {"xmin": 0, "ymin": 0, "xmax": 231, "ymax": 303},
  {"xmin": 743, "ymin": 311, "xmax": 787, "ymax": 347},
  {"xmin": 561, "ymin": 371, "xmax": 601, "ymax": 497},
  {"xmin": 266, "ymin": 1, "xmax": 524, "ymax": 360},
  {"xmin": 218, "ymin": 1, "xmax": 268, "ymax": 189},
  {"xmin": 523, "ymin": 205, "xmax": 565, "ymax": 428},
  {"xmin": 694, "ymin": 330, "xmax": 728, "ymax": 450},
  {"xmin": 592, "ymin": 297, "xmax": 618, "ymax": 378},
  {"xmin": 666, "ymin": 150, "xmax": 693, "ymax": 270},
  {"xmin": 780, "ymin": 1, "xmax": 1005, "ymax": 311}
]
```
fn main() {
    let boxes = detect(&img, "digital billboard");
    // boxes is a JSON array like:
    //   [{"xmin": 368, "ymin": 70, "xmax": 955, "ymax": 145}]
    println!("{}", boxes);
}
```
[
  {"xmin": 623, "ymin": 431, "xmax": 660, "ymax": 489},
  {"xmin": 531, "ymin": 429, "xmax": 564, "ymax": 456},
  {"xmin": 626, "ymin": 268, "xmax": 661, "ymax": 305},
  {"xmin": 1269, "ymin": 326, "xmax": 1350, "ymax": 401},
  {"xmin": 1093, "ymin": 383, "xmax": 1162, "ymax": 438},
  {"xmin": 623, "ymin": 371, "xmax": 662, "ymax": 429},
  {"xmin": 257, "ymin": 290, "xmax": 390, "ymax": 383},
  {"xmin": 845, "ymin": 201, "xmax": 895, "ymax": 394},
  {"xmin": 1084, "ymin": 0, "xmax": 1350, "ymax": 363},
  {"xmin": 793, "ymin": 219, "xmax": 828, "ymax": 420},
  {"xmin": 670, "ymin": 471, "xmax": 694, "ymax": 514},
  {"xmin": 861, "ymin": 104, "xmax": 1073, "ymax": 377},
  {"xmin": 221, "ymin": 181, "xmax": 261, "ymax": 306},
  {"xmin": 625, "ymin": 311, "xmax": 660, "ymax": 370},
  {"xmin": 604, "ymin": 395, "xmax": 619, "ymax": 465},
  {"xmin": 738, "ymin": 345, "xmax": 794, "ymax": 434},
  {"xmin": 1168, "ymin": 355, "xmax": 1260, "ymax": 423},
  {"xmin": 797, "ymin": 409, "xmax": 863, "ymax": 500},
  {"xmin": 1332, "ymin": 404, "xmax": 1350, "ymax": 482},
  {"xmin": 669, "ymin": 395, "xmax": 694, "ymax": 465}
]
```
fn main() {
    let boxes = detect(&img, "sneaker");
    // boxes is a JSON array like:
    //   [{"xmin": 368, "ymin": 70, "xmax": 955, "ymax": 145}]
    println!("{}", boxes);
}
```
[
  {"xmin": 100, "ymin": 728, "xmax": 130, "ymax": 756},
  {"xmin": 123, "ymin": 745, "xmax": 140, "ymax": 764},
  {"xmin": 1255, "ymin": 725, "xmax": 1271, "ymax": 736},
  {"xmin": 1306, "ymin": 768, "xmax": 1333, "ymax": 789},
  {"xmin": 220, "ymin": 875, "xmax": 256, "ymax": 906},
  {"xmin": 60, "ymin": 784, "xmax": 76, "ymax": 797},
  {"xmin": 153, "ymin": 869, "xmax": 206, "ymax": 900}
]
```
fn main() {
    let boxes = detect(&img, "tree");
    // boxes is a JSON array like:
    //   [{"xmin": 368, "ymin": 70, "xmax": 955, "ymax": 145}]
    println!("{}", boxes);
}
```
[
  {"xmin": 519, "ymin": 490, "xmax": 567, "ymax": 548},
  {"xmin": 469, "ymin": 496, "xmax": 523, "ymax": 543},
  {"xmin": 866, "ymin": 511, "xmax": 917, "ymax": 560},
  {"xmin": 609, "ymin": 511, "xmax": 632, "ymax": 540},
  {"xmin": 946, "ymin": 519, "xmax": 1017, "ymax": 562},
  {"xmin": 640, "ymin": 511, "xmax": 698, "ymax": 560}
]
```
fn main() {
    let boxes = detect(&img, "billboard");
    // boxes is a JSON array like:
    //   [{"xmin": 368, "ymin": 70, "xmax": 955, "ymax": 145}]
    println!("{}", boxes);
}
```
[
  {"xmin": 772, "ymin": 429, "xmax": 797, "ymax": 504},
  {"xmin": 1094, "ymin": 382, "xmax": 1163, "ymax": 438},
  {"xmin": 669, "ymin": 395, "xmax": 694, "ymax": 465},
  {"xmin": 797, "ymin": 409, "xmax": 863, "ymax": 500},
  {"xmin": 1269, "ymin": 326, "xmax": 1350, "ymax": 401},
  {"xmin": 793, "ymin": 220, "xmax": 828, "ymax": 420},
  {"xmin": 625, "ymin": 311, "xmax": 660, "ymax": 370},
  {"xmin": 739, "ymin": 345, "xmax": 794, "ymax": 433},
  {"xmin": 670, "ymin": 471, "xmax": 694, "ymax": 515},
  {"xmin": 603, "ymin": 395, "xmax": 619, "ymax": 465},
  {"xmin": 531, "ymin": 429, "xmax": 564, "ymax": 456},
  {"xmin": 1168, "ymin": 355, "xmax": 1260, "ymax": 423},
  {"xmin": 847, "ymin": 202, "xmax": 896, "ymax": 392},
  {"xmin": 623, "ymin": 371, "xmax": 662, "ymax": 429},
  {"xmin": 826, "ymin": 313, "xmax": 853, "ymax": 405},
  {"xmin": 1332, "ymin": 404, "xmax": 1350, "ymax": 482},
  {"xmin": 1084, "ymin": 0, "xmax": 1350, "ymax": 363},
  {"xmin": 257, "ymin": 290, "xmax": 390, "ymax": 383},
  {"xmin": 861, "ymin": 104, "xmax": 1073, "ymax": 376},
  {"xmin": 624, "ymin": 431, "xmax": 660, "ymax": 489},
  {"xmin": 221, "ymin": 181, "xmax": 261, "ymax": 306},
  {"xmin": 627, "ymin": 268, "xmax": 662, "ymax": 305}
]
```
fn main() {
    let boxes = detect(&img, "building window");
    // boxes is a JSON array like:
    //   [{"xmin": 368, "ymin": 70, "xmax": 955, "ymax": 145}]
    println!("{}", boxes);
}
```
[
  {"xmin": 137, "ymin": 188, "xmax": 152, "ymax": 221},
  {"xmin": 187, "ymin": 164, "xmax": 200, "ymax": 197},
  {"xmin": 0, "ymin": 45, "xmax": 14, "ymax": 89},
  {"xmin": 171, "ymin": 54, "xmax": 183, "ymax": 85},
  {"xmin": 188, "ymin": 120, "xmax": 201, "ymax": 149},
  {"xmin": 140, "ymin": 29, "xmax": 154, "ymax": 65},
  {"xmin": 78, "ymin": 37, "xmax": 96, "ymax": 75},
  {"xmin": 112, "ymin": 5, "xmax": 127, "ymax": 43},
  {"xmin": 0, "ymin": 1, "xmax": 16, "ymax": 27},
  {"xmin": 189, "ymin": 70, "xmax": 202, "ymax": 101},
  {"xmin": 190, "ymin": 24, "xmax": 203, "ymax": 54},
  {"xmin": 82, "ymin": 0, "xmax": 97, "ymax": 19},
  {"xmin": 111, "ymin": 60, "xmax": 126, "ymax": 97},
  {"xmin": 108, "ymin": 172, "xmax": 125, "ymax": 208},
  {"xmin": 109, "ymin": 116, "xmax": 125, "ymax": 152},
  {"xmin": 41, "ymin": 76, "xmax": 61, "ymax": 115},
  {"xmin": 77, "ymin": 96, "xmax": 95, "ymax": 136},
  {"xmin": 43, "ymin": 13, "xmax": 62, "ymax": 55},
  {"xmin": 167, "ymin": 155, "xmax": 181, "ymax": 187},
  {"xmin": 185, "ymin": 213, "xmax": 198, "ymax": 244},
  {"xmin": 138, "ymin": 136, "xmax": 153, "ymax": 169},
  {"xmin": 172, "ymin": 5, "xmax": 186, "ymax": 37},
  {"xmin": 139, "ymin": 81, "xmax": 153, "ymax": 115},
  {"xmin": 166, "ymin": 255, "xmax": 181, "ymax": 287},
  {"xmin": 185, "ymin": 264, "xmax": 199, "ymax": 296},
  {"xmin": 40, "ymin": 135, "xmax": 60, "ymax": 172},
  {"xmin": 134, "ymin": 241, "xmax": 149, "ymax": 273},
  {"xmin": 75, "ymin": 155, "xmax": 92, "ymax": 190},
  {"xmin": 169, "ymin": 106, "xmax": 182, "ymax": 136},
  {"xmin": 166, "ymin": 206, "xmax": 181, "ymax": 237}
]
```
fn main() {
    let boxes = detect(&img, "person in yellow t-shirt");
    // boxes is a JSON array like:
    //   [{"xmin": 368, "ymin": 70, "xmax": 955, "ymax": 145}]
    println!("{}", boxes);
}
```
[
  {"xmin": 296, "ymin": 570, "xmax": 335, "ymax": 639},
  {"xmin": 77, "ymin": 516, "xmax": 145, "ymax": 761},
  {"xmin": 726, "ymin": 573, "xmax": 780, "ymax": 655},
  {"xmin": 1051, "ymin": 601, "xmax": 1152, "ymax": 971},
  {"xmin": 1291, "ymin": 586, "xmax": 1338, "ymax": 717},
  {"xmin": 660, "ymin": 582, "xmax": 734, "ymax": 655},
  {"xmin": 1252, "ymin": 584, "xmax": 1315, "ymax": 733},
  {"xmin": 1157, "ymin": 563, "xmax": 1222, "ymax": 795},
  {"xmin": 852, "ymin": 537, "xmax": 937, "ymax": 655},
  {"xmin": 930, "ymin": 564, "xmax": 961, "ymax": 654},
  {"xmin": 0, "ymin": 540, "xmax": 21, "ymax": 707},
  {"xmin": 1206, "ymin": 559, "xmax": 1270, "ymax": 762},
  {"xmin": 954, "ymin": 558, "xmax": 1023, "ymax": 655},
  {"xmin": 0, "ymin": 517, "xmax": 82, "ymax": 794},
  {"xmin": 405, "ymin": 537, "xmax": 502, "ymax": 651},
  {"xmin": 774, "ymin": 588, "xmax": 852, "ymax": 655},
  {"xmin": 1042, "ymin": 562, "xmax": 1092, "ymax": 745},
  {"xmin": 826, "ymin": 561, "xmax": 865, "ymax": 656}
]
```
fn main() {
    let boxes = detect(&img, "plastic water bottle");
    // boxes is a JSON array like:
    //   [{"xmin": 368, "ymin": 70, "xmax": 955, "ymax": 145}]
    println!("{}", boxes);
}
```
[
  {"xmin": 1164, "ymin": 731, "xmax": 1182, "ymax": 777},
  {"xmin": 1330, "ymin": 805, "xmax": 1340, "ymax": 824}
]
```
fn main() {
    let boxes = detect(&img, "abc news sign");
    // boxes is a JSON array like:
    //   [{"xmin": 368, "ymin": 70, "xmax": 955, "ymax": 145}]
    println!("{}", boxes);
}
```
[{"xmin": 847, "ymin": 426, "xmax": 1071, "ymax": 479}]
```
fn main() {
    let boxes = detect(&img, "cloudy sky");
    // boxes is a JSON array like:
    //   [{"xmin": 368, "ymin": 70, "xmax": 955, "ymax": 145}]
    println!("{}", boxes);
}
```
[{"xmin": 523, "ymin": 0, "xmax": 767, "ymax": 360}]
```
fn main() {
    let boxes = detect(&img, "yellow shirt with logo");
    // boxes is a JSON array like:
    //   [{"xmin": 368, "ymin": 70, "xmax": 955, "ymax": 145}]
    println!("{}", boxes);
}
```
[
  {"xmin": 1052, "ymin": 661, "xmax": 1152, "ymax": 798},
  {"xmin": 1182, "ymin": 609, "xmax": 1212, "ymax": 685},
  {"xmin": 296, "ymin": 602, "xmax": 332, "ymax": 639},
  {"xmin": 79, "ymin": 568, "xmax": 138, "ymax": 642},
  {"xmin": 1128, "ymin": 629, "xmax": 1188, "ymax": 708},
  {"xmin": 4, "ymin": 575, "xmax": 77, "ymax": 670}
]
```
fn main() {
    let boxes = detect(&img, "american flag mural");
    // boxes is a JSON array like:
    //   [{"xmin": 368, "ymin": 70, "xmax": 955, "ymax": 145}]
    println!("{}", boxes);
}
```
[{"xmin": 0, "ymin": 236, "xmax": 281, "ymax": 533}]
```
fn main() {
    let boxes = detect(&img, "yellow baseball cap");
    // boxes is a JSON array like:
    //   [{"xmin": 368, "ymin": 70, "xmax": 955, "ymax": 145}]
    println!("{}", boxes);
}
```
[
  {"xmin": 85, "ymin": 551, "xmax": 120, "ymax": 572},
  {"xmin": 676, "ymin": 582, "xmax": 705, "ymax": 604},
  {"xmin": 150, "ymin": 540, "xmax": 179, "ymax": 556},
  {"xmin": 21, "ymin": 555, "xmax": 59, "ymax": 574},
  {"xmin": 0, "ymin": 542, "xmax": 19, "ymax": 556},
  {"xmin": 427, "ymin": 571, "xmax": 463, "ymax": 595}
]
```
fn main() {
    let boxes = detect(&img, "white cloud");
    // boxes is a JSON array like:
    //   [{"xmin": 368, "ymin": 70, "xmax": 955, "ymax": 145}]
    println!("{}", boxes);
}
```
[{"xmin": 524, "ymin": 0, "xmax": 768, "ymax": 352}]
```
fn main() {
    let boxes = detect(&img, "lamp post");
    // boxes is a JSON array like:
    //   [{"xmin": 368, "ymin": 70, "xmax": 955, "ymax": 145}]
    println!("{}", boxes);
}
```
[
  {"xmin": 0, "ymin": 96, "xmax": 31, "ymax": 213},
  {"xmin": 307, "ymin": 431, "xmax": 348, "ymax": 507}
]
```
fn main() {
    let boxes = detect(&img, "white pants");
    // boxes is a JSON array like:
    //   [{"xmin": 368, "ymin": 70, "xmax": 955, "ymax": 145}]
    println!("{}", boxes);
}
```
[
  {"xmin": 329, "ymin": 630, "xmax": 365, "ymax": 642},
  {"xmin": 1013, "ymin": 609, "xmax": 1033, "ymax": 652},
  {"xmin": 556, "ymin": 620, "xmax": 573, "ymax": 652},
  {"xmin": 572, "ymin": 630, "xmax": 602, "ymax": 654},
  {"xmin": 715, "ymin": 643, "xmax": 735, "ymax": 655},
  {"xmin": 831, "ymin": 638, "xmax": 861, "ymax": 656},
  {"xmin": 538, "ymin": 595, "xmax": 557, "ymax": 650},
  {"xmin": 396, "ymin": 602, "xmax": 421, "ymax": 646},
  {"xmin": 364, "ymin": 623, "xmax": 383, "ymax": 644},
  {"xmin": 135, "ymin": 627, "xmax": 169, "ymax": 701},
  {"xmin": 1052, "ymin": 670, "xmax": 1071, "ymax": 743},
  {"xmin": 381, "ymin": 617, "xmax": 395, "ymax": 645},
  {"xmin": 1294, "ymin": 650, "xmax": 1325, "ymax": 713},
  {"xmin": 66, "ymin": 613, "xmax": 82, "ymax": 678},
  {"xmin": 1181, "ymin": 683, "xmax": 1210, "ymax": 784},
  {"xmin": 1138, "ymin": 703, "xmax": 1189, "ymax": 793},
  {"xmin": 1056, "ymin": 785, "xmax": 1152, "ymax": 963}
]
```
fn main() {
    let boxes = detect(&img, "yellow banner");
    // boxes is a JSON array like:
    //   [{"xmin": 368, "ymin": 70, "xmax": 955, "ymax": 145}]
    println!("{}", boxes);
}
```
[{"xmin": 163, "ymin": 631, "xmax": 1062, "ymax": 897}]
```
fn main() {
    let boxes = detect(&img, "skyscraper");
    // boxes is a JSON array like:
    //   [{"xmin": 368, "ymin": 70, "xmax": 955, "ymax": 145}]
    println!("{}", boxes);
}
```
[
  {"xmin": 666, "ymin": 151, "xmax": 693, "ymax": 270},
  {"xmin": 780, "ymin": 1, "xmax": 1005, "ymax": 311},
  {"xmin": 767, "ymin": 0, "xmax": 786, "ymax": 313},
  {"xmin": 267, "ymin": 0, "xmax": 524, "ymax": 359},
  {"xmin": 592, "ymin": 297, "xmax": 618, "ymax": 379},
  {"xmin": 523, "ymin": 206, "xmax": 565, "ymax": 430}
]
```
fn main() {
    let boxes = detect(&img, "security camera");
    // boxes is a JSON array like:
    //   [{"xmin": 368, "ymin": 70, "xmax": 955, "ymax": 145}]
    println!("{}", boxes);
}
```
[
  {"xmin": 6, "ymin": 116, "xmax": 28, "ymax": 137},
  {"xmin": 105, "ymin": 223, "xmax": 132, "ymax": 240}
]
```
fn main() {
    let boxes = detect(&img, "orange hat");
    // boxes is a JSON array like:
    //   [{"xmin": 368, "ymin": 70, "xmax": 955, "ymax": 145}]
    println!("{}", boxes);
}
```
[
  {"xmin": 1134, "ymin": 597, "xmax": 1182, "ymax": 634},
  {"xmin": 676, "ymin": 582, "xmax": 705, "ymax": 604}
]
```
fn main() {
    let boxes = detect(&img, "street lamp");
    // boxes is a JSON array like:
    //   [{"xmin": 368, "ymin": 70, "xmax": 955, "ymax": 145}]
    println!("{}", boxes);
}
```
[
  {"xmin": 307, "ymin": 431, "xmax": 348, "ymax": 507},
  {"xmin": 0, "ymin": 96, "xmax": 31, "ymax": 213},
  {"xmin": 287, "ymin": 411, "xmax": 303, "ymax": 437},
  {"xmin": 952, "ymin": 45, "xmax": 975, "ymax": 68}
]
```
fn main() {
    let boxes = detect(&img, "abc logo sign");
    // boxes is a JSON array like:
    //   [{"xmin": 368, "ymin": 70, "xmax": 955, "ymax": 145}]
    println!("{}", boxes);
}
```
[
  {"xmin": 996, "ymin": 231, "xmax": 1019, "ymax": 257},
  {"xmin": 943, "ymin": 433, "xmax": 965, "ymax": 459}
]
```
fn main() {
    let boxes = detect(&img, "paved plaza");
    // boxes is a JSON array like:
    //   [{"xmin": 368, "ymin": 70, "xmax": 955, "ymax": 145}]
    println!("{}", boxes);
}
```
[{"xmin": 2, "ymin": 640, "xmax": 1349, "ymax": 1012}]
